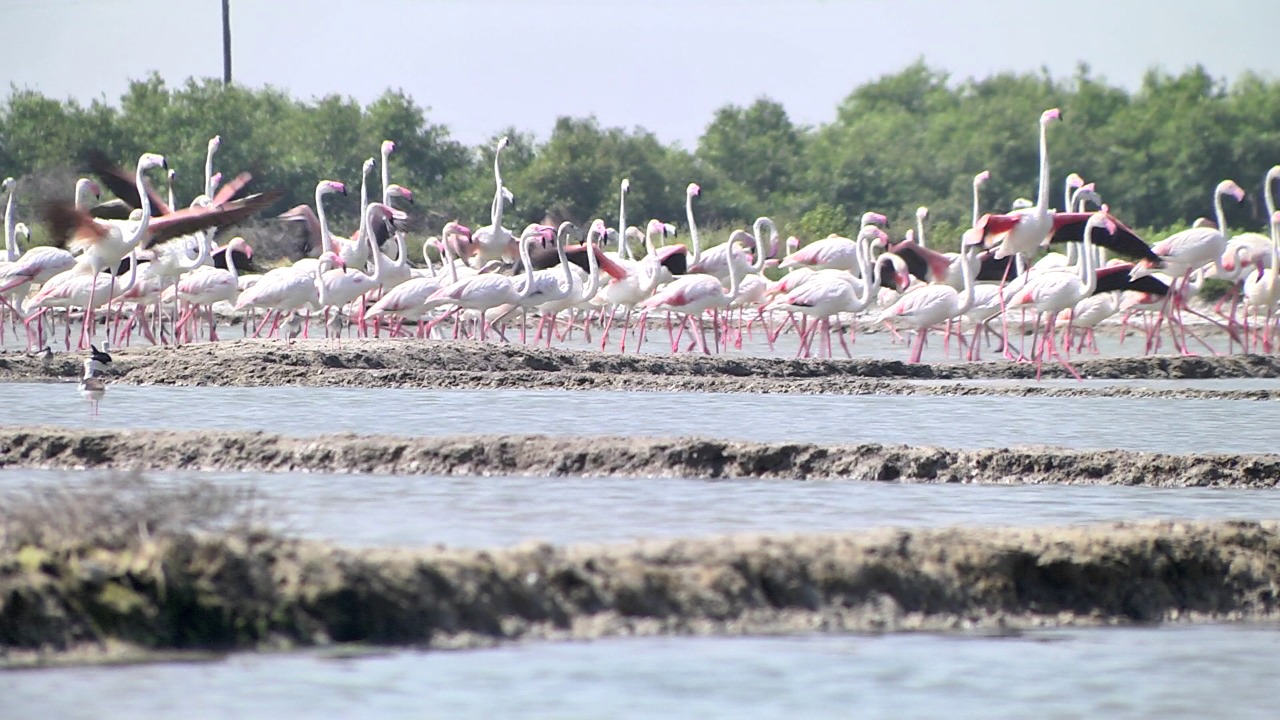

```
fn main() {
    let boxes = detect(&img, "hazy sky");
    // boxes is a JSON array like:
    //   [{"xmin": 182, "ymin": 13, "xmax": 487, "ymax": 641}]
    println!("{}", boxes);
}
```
[{"xmin": 6, "ymin": 0, "xmax": 1279, "ymax": 148}]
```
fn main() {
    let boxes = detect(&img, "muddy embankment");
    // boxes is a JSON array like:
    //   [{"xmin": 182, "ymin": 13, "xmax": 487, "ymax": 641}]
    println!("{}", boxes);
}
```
[
  {"xmin": 2, "ymin": 427, "xmax": 1277, "ymax": 488},
  {"xmin": 4, "ymin": 340, "xmax": 1280, "ymax": 398},
  {"xmin": 4, "ymin": 520, "xmax": 1280, "ymax": 665}
]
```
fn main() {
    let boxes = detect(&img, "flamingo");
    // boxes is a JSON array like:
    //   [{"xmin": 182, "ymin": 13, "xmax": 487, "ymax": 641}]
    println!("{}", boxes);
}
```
[
  {"xmin": 1130, "ymin": 179, "xmax": 1246, "ymax": 354},
  {"xmin": 877, "ymin": 235, "xmax": 979, "ymax": 364},
  {"xmin": 423, "ymin": 224, "xmax": 552, "ymax": 341},
  {"xmin": 367, "ymin": 222, "xmax": 474, "ymax": 337},
  {"xmin": 977, "ymin": 108, "xmax": 1063, "ymax": 259},
  {"xmin": 281, "ymin": 180, "xmax": 348, "ymax": 274},
  {"xmin": 769, "ymin": 230, "xmax": 881, "ymax": 358},
  {"xmin": 469, "ymin": 136, "xmax": 517, "ymax": 266},
  {"xmin": 779, "ymin": 212, "xmax": 889, "ymax": 272},
  {"xmin": 170, "ymin": 236, "xmax": 253, "ymax": 342},
  {"xmin": 636, "ymin": 229, "xmax": 752, "ymax": 354},
  {"xmin": 1005, "ymin": 209, "xmax": 1116, "ymax": 379},
  {"xmin": 1241, "ymin": 211, "xmax": 1280, "ymax": 351},
  {"xmin": 235, "ymin": 252, "xmax": 344, "ymax": 340}
]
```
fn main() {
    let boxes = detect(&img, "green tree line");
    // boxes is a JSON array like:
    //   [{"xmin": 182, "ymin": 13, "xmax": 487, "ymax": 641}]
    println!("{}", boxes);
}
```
[{"xmin": 2, "ymin": 61, "xmax": 1278, "ymax": 251}]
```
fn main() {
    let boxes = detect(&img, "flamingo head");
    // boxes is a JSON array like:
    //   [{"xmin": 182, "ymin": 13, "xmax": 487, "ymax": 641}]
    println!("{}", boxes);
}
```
[
  {"xmin": 321, "ymin": 180, "xmax": 347, "ymax": 196},
  {"xmin": 169, "ymin": 168, "xmax": 179, "ymax": 182},
  {"xmin": 1089, "ymin": 206, "xmax": 1117, "ymax": 236},
  {"xmin": 861, "ymin": 211, "xmax": 888, "ymax": 228},
  {"xmin": 974, "ymin": 170, "xmax": 990, "ymax": 187},
  {"xmin": 381, "ymin": 139, "xmax": 396, "ymax": 156},
  {"xmin": 319, "ymin": 251, "xmax": 345, "ymax": 270},
  {"xmin": 915, "ymin": 206, "xmax": 929, "ymax": 222},
  {"xmin": 14, "ymin": 222, "xmax": 29, "ymax": 239},
  {"xmin": 1066, "ymin": 172, "xmax": 1084, "ymax": 190},
  {"xmin": 1218, "ymin": 179, "xmax": 1246, "ymax": 203},
  {"xmin": 502, "ymin": 185, "xmax": 516, "ymax": 210},
  {"xmin": 903, "ymin": 229, "xmax": 915, "ymax": 244},
  {"xmin": 621, "ymin": 178, "xmax": 630, "ymax": 193},
  {"xmin": 496, "ymin": 135, "xmax": 509, "ymax": 152},
  {"xmin": 687, "ymin": 182, "xmax": 700, "ymax": 198},
  {"xmin": 226, "ymin": 236, "xmax": 254, "ymax": 259},
  {"xmin": 208, "ymin": 171, "xmax": 222, "ymax": 191},
  {"xmin": 786, "ymin": 235, "xmax": 800, "ymax": 252},
  {"xmin": 443, "ymin": 221, "xmax": 473, "ymax": 242},
  {"xmin": 362, "ymin": 158, "xmax": 376, "ymax": 176},
  {"xmin": 387, "ymin": 184, "xmax": 414, "ymax": 204},
  {"xmin": 139, "ymin": 153, "xmax": 167, "ymax": 171},
  {"xmin": 1, "ymin": 177, "xmax": 12, "ymax": 192},
  {"xmin": 1041, "ymin": 108, "xmax": 1062, "ymax": 125}
]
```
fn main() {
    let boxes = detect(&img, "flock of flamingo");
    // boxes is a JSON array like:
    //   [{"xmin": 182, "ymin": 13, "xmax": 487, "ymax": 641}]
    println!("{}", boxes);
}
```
[{"xmin": 2, "ymin": 107, "xmax": 1279, "ymax": 383}]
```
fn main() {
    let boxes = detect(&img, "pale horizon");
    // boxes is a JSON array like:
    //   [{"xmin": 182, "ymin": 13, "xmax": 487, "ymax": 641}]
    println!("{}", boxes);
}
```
[{"xmin": 6, "ymin": 0, "xmax": 1278, "ymax": 148}]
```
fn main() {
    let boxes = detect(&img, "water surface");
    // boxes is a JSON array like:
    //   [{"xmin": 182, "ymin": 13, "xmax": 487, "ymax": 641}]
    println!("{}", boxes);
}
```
[{"xmin": 5, "ymin": 624, "xmax": 1278, "ymax": 719}]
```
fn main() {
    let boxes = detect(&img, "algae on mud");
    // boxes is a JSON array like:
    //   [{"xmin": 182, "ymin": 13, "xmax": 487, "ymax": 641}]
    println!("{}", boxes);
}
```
[{"xmin": 1, "ymin": 427, "xmax": 1277, "ymax": 487}]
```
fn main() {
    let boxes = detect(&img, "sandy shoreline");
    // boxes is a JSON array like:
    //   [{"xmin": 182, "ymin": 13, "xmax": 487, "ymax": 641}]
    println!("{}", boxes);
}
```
[
  {"xmin": 4, "ymin": 520, "xmax": 1279, "ymax": 666},
  {"xmin": 1, "ymin": 427, "xmax": 1275, "ymax": 487},
  {"xmin": 3, "ymin": 339, "xmax": 1280, "ymax": 398}
]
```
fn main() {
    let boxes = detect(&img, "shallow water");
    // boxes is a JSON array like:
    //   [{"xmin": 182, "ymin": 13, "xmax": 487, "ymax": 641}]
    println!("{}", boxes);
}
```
[
  {"xmin": 4, "ymin": 381, "xmax": 1275, "ymax": 453},
  {"xmin": 5, "ymin": 470, "xmax": 1277, "ymax": 548},
  {"xmin": 6, "ymin": 624, "xmax": 1278, "ymax": 719}
]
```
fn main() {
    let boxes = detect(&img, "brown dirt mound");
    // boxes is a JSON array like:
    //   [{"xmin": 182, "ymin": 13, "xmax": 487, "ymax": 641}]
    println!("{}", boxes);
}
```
[{"xmin": 1, "ymin": 428, "xmax": 1276, "ymax": 487}]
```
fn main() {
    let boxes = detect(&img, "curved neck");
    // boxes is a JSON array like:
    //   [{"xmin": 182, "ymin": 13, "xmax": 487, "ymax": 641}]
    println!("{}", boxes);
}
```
[
  {"xmin": 1064, "ymin": 180, "xmax": 1076, "ymax": 216},
  {"xmin": 1035, "ymin": 121, "xmax": 1051, "ymax": 212},
  {"xmin": 391, "ymin": 231, "xmax": 409, "ymax": 271},
  {"xmin": 4, "ymin": 186, "xmax": 16, "ymax": 262},
  {"xmin": 1214, "ymin": 188, "xmax": 1231, "ymax": 239},
  {"xmin": 686, "ymin": 192, "xmax": 701, "ymax": 262},
  {"xmin": 1266, "ymin": 169, "xmax": 1279, "ymax": 219},
  {"xmin": 315, "ymin": 188, "xmax": 334, "ymax": 254},
  {"xmin": 1080, "ymin": 221, "xmax": 1097, "ymax": 297},
  {"xmin": 179, "ymin": 233, "xmax": 211, "ymax": 271},
  {"xmin": 443, "ymin": 231, "xmax": 460, "ymax": 285},
  {"xmin": 751, "ymin": 218, "xmax": 776, "ymax": 272},
  {"xmin": 515, "ymin": 233, "xmax": 536, "ymax": 299},
  {"xmin": 581, "ymin": 228, "xmax": 603, "ymax": 300},
  {"xmin": 854, "ymin": 237, "xmax": 874, "ymax": 307},
  {"xmin": 124, "ymin": 162, "xmax": 154, "ymax": 251},
  {"xmin": 225, "ymin": 247, "xmax": 241, "ymax": 285},
  {"xmin": 724, "ymin": 232, "xmax": 742, "ymax": 299},
  {"xmin": 363, "ymin": 228, "xmax": 384, "ymax": 283},
  {"xmin": 643, "ymin": 224, "xmax": 658, "ymax": 256}
]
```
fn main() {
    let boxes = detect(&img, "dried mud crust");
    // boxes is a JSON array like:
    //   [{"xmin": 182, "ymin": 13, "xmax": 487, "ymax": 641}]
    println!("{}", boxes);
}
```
[
  {"xmin": 4, "ymin": 520, "xmax": 1279, "ymax": 663},
  {"xmin": 3, "ymin": 340, "xmax": 1280, "ymax": 398},
  {"xmin": 2, "ymin": 428, "xmax": 1277, "ymax": 487}
]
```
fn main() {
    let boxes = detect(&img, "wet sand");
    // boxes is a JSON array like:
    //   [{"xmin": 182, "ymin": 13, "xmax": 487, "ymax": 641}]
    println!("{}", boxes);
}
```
[
  {"xmin": 3, "ymin": 339, "xmax": 1280, "ymax": 399},
  {"xmin": 4, "ymin": 520, "xmax": 1279, "ymax": 665},
  {"xmin": 1, "ymin": 427, "xmax": 1276, "ymax": 487}
]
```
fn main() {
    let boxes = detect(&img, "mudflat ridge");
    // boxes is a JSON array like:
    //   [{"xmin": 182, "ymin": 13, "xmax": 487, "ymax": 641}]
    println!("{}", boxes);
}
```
[
  {"xmin": 1, "ymin": 427, "xmax": 1276, "ymax": 487},
  {"xmin": 3, "ymin": 340, "xmax": 1280, "ymax": 398},
  {"xmin": 4, "ymin": 520, "xmax": 1279, "ymax": 663}
]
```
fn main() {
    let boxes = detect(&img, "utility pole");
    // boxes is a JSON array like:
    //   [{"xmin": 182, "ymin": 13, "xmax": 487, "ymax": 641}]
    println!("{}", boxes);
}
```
[{"xmin": 221, "ymin": 0, "xmax": 232, "ymax": 85}]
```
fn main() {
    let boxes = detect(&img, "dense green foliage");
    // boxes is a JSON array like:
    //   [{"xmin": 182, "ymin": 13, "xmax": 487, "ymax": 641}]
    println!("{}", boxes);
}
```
[{"xmin": 2, "ymin": 62, "xmax": 1278, "ymax": 248}]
